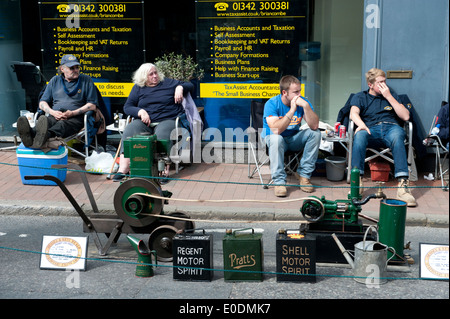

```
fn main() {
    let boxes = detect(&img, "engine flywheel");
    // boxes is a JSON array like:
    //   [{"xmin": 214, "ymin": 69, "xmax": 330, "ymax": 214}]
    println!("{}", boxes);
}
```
[{"xmin": 114, "ymin": 178, "xmax": 164, "ymax": 227}]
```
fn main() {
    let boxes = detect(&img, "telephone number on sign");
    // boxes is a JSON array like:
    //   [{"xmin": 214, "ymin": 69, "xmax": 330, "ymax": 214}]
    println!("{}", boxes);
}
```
[
  {"xmin": 68, "ymin": 4, "xmax": 127, "ymax": 13},
  {"xmin": 232, "ymin": 2, "xmax": 290, "ymax": 11}
]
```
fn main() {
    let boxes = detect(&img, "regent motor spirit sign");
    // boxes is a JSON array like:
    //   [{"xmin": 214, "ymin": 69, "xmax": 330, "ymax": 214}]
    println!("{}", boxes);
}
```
[
  {"xmin": 39, "ymin": 1, "xmax": 144, "ymax": 97},
  {"xmin": 197, "ymin": 0, "xmax": 308, "ymax": 98}
]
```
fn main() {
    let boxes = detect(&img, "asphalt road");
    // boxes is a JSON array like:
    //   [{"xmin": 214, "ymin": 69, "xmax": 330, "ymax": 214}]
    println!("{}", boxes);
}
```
[{"xmin": 0, "ymin": 215, "xmax": 448, "ymax": 308}]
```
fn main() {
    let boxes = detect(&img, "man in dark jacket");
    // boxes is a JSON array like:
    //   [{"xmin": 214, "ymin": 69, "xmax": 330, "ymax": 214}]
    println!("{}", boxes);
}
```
[{"xmin": 17, "ymin": 54, "xmax": 98, "ymax": 149}]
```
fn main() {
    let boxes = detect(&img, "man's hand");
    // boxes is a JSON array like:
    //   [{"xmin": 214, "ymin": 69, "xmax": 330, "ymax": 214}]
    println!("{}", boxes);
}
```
[
  {"xmin": 355, "ymin": 124, "xmax": 371, "ymax": 135},
  {"xmin": 294, "ymin": 95, "xmax": 310, "ymax": 109},
  {"xmin": 52, "ymin": 110, "xmax": 67, "ymax": 120},
  {"xmin": 377, "ymin": 82, "xmax": 392, "ymax": 99}
]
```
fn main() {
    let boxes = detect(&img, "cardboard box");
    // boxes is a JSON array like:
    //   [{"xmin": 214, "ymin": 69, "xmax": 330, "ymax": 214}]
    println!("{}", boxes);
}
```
[{"xmin": 16, "ymin": 143, "xmax": 68, "ymax": 185}]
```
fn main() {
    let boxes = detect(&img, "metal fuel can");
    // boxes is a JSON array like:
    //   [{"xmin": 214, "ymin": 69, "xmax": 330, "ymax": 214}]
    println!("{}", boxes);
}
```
[
  {"xmin": 173, "ymin": 229, "xmax": 214, "ymax": 281},
  {"xmin": 223, "ymin": 228, "xmax": 263, "ymax": 282},
  {"xmin": 276, "ymin": 229, "xmax": 316, "ymax": 282}
]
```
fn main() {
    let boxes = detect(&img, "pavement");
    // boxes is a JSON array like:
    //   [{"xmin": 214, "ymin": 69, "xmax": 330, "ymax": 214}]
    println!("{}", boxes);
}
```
[{"xmin": 0, "ymin": 146, "xmax": 448, "ymax": 227}]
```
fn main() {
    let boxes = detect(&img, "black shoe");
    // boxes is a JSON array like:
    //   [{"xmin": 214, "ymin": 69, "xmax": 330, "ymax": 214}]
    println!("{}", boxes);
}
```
[
  {"xmin": 112, "ymin": 172, "xmax": 127, "ymax": 182},
  {"xmin": 31, "ymin": 116, "xmax": 49, "ymax": 149},
  {"xmin": 17, "ymin": 116, "xmax": 33, "ymax": 148}
]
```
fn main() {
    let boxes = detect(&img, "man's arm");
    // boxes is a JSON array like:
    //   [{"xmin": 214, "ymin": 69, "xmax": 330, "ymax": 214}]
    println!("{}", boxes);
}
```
[
  {"xmin": 267, "ymin": 96, "xmax": 318, "ymax": 134},
  {"xmin": 64, "ymin": 103, "xmax": 96, "ymax": 118},
  {"xmin": 39, "ymin": 100, "xmax": 96, "ymax": 120},
  {"xmin": 299, "ymin": 97, "xmax": 319, "ymax": 131},
  {"xmin": 350, "ymin": 105, "xmax": 371, "ymax": 135}
]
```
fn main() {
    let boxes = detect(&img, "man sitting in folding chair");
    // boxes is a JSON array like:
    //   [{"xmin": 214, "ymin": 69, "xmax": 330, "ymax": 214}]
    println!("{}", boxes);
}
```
[
  {"xmin": 261, "ymin": 75, "xmax": 321, "ymax": 197},
  {"xmin": 350, "ymin": 68, "xmax": 416, "ymax": 206},
  {"xmin": 17, "ymin": 54, "xmax": 98, "ymax": 149}
]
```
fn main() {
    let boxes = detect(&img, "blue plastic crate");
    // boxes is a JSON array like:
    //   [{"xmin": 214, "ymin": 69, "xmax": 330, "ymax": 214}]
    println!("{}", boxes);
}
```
[{"xmin": 16, "ymin": 143, "xmax": 68, "ymax": 185}]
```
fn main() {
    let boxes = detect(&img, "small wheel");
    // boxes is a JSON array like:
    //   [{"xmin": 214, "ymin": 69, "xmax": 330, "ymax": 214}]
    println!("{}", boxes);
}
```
[
  {"xmin": 167, "ymin": 212, "xmax": 195, "ymax": 233},
  {"xmin": 301, "ymin": 199, "xmax": 324, "ymax": 222},
  {"xmin": 148, "ymin": 225, "xmax": 178, "ymax": 262}
]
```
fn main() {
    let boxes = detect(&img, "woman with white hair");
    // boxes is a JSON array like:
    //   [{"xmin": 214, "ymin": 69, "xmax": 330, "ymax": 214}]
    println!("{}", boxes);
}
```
[{"xmin": 113, "ymin": 63, "xmax": 194, "ymax": 182}]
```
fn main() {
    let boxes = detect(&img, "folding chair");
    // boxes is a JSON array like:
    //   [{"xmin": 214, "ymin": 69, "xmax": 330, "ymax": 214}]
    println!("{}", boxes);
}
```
[
  {"xmin": 171, "ymin": 92, "xmax": 203, "ymax": 173},
  {"xmin": 346, "ymin": 94, "xmax": 414, "ymax": 182},
  {"xmin": 247, "ymin": 100, "xmax": 301, "ymax": 188},
  {"xmin": 426, "ymin": 114, "xmax": 449, "ymax": 191}
]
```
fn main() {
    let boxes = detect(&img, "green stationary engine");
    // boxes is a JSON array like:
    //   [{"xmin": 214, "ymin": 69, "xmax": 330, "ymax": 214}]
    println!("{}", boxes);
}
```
[
  {"xmin": 300, "ymin": 168, "xmax": 385, "ymax": 232},
  {"xmin": 123, "ymin": 133, "xmax": 172, "ymax": 179},
  {"xmin": 112, "ymin": 133, "xmax": 193, "ymax": 261}
]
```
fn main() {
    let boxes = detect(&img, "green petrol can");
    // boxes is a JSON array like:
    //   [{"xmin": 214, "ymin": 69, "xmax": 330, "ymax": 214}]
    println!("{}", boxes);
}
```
[
  {"xmin": 223, "ymin": 228, "xmax": 263, "ymax": 282},
  {"xmin": 378, "ymin": 199, "xmax": 407, "ymax": 261}
]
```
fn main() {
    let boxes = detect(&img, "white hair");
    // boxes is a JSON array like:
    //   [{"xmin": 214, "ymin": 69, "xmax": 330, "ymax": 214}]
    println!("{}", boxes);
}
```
[{"xmin": 132, "ymin": 63, "xmax": 165, "ymax": 87}]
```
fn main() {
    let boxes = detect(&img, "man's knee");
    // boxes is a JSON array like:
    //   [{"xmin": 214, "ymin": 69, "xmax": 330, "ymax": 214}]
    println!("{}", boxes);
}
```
[
  {"xmin": 309, "ymin": 129, "xmax": 321, "ymax": 143},
  {"xmin": 353, "ymin": 130, "xmax": 369, "ymax": 145}
]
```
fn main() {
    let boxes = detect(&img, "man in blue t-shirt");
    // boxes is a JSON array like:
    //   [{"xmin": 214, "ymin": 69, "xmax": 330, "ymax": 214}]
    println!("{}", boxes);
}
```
[
  {"xmin": 17, "ymin": 54, "xmax": 97, "ymax": 149},
  {"xmin": 350, "ymin": 68, "xmax": 416, "ymax": 206},
  {"xmin": 262, "ymin": 75, "xmax": 321, "ymax": 197}
]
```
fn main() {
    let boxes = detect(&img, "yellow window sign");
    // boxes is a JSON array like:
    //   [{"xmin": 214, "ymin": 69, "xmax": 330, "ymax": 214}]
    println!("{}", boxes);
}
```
[
  {"xmin": 200, "ymin": 83, "xmax": 304, "ymax": 99},
  {"xmin": 94, "ymin": 82, "xmax": 134, "ymax": 98}
]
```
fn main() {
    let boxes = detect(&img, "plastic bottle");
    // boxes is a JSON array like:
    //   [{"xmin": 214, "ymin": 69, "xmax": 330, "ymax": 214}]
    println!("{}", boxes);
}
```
[{"xmin": 431, "ymin": 124, "xmax": 441, "ymax": 135}]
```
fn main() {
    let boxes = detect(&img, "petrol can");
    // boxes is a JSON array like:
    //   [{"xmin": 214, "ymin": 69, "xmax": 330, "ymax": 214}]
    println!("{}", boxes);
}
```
[
  {"xmin": 172, "ymin": 229, "xmax": 214, "ymax": 281},
  {"xmin": 223, "ymin": 228, "xmax": 263, "ymax": 282},
  {"xmin": 276, "ymin": 229, "xmax": 316, "ymax": 282}
]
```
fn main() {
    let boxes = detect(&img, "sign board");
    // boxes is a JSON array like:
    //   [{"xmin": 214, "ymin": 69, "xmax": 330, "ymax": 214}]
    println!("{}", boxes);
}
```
[
  {"xmin": 40, "ymin": 236, "xmax": 88, "ymax": 271},
  {"xmin": 419, "ymin": 243, "xmax": 449, "ymax": 280},
  {"xmin": 173, "ymin": 232, "xmax": 214, "ymax": 281},
  {"xmin": 196, "ymin": 0, "xmax": 309, "ymax": 98},
  {"xmin": 39, "ymin": 1, "xmax": 144, "ymax": 97}
]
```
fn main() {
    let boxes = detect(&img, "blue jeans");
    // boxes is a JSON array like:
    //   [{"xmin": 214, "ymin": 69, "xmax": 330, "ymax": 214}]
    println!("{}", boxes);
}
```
[
  {"xmin": 264, "ymin": 129, "xmax": 321, "ymax": 185},
  {"xmin": 351, "ymin": 123, "xmax": 409, "ymax": 178}
]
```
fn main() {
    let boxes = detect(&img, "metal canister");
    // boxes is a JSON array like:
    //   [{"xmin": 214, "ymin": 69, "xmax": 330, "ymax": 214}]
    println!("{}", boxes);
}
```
[
  {"xmin": 339, "ymin": 125, "xmax": 346, "ymax": 138},
  {"xmin": 334, "ymin": 122, "xmax": 341, "ymax": 136},
  {"xmin": 276, "ymin": 229, "xmax": 316, "ymax": 282},
  {"xmin": 223, "ymin": 228, "xmax": 263, "ymax": 282},
  {"xmin": 378, "ymin": 199, "xmax": 407, "ymax": 261},
  {"xmin": 173, "ymin": 229, "xmax": 214, "ymax": 281}
]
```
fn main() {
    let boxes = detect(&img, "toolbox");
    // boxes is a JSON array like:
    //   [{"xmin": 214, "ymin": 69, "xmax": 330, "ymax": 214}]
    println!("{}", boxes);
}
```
[
  {"xmin": 16, "ymin": 143, "xmax": 68, "ymax": 185},
  {"xmin": 276, "ymin": 229, "xmax": 316, "ymax": 282},
  {"xmin": 223, "ymin": 228, "xmax": 263, "ymax": 282},
  {"xmin": 172, "ymin": 229, "xmax": 214, "ymax": 281}
]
